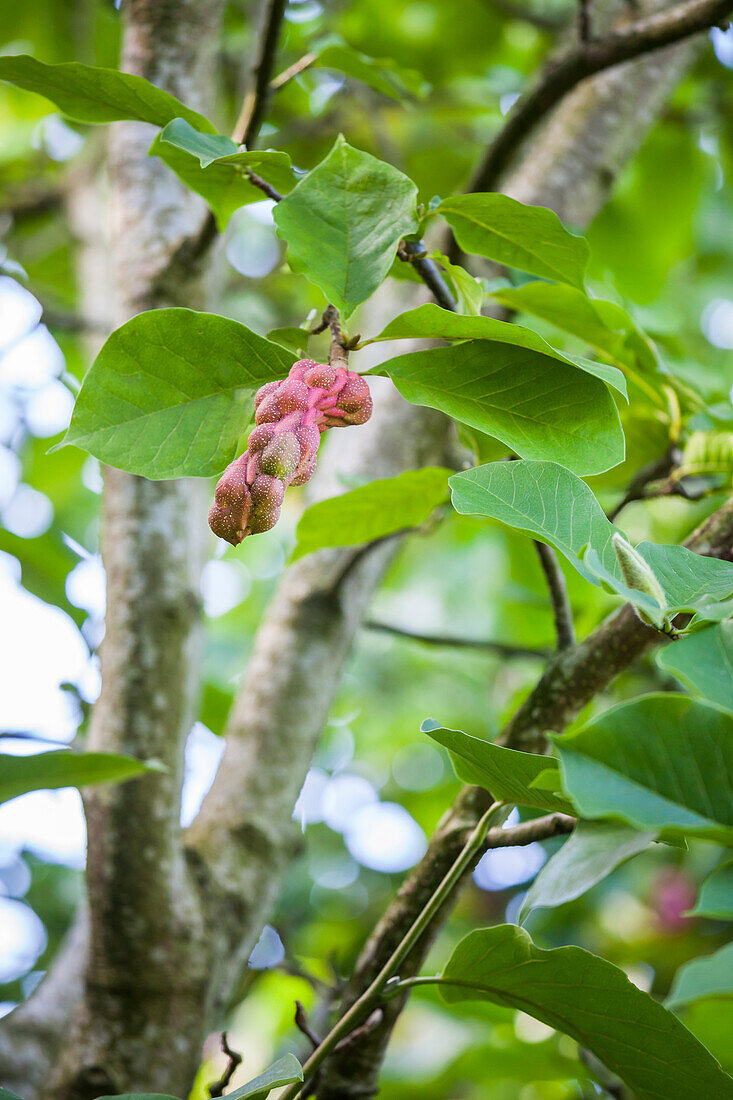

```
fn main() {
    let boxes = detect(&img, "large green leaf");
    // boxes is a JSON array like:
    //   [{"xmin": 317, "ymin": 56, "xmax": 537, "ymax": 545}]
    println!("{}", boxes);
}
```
[
  {"xmin": 61, "ymin": 308, "xmax": 294, "ymax": 479},
  {"xmin": 421, "ymin": 720, "xmax": 572, "ymax": 813},
  {"xmin": 372, "ymin": 303, "xmax": 627, "ymax": 396},
  {"xmin": 273, "ymin": 136, "xmax": 418, "ymax": 317},
  {"xmin": 450, "ymin": 460, "xmax": 733, "ymax": 626},
  {"xmin": 439, "ymin": 924, "xmax": 733, "ymax": 1100},
  {"xmin": 227, "ymin": 1053, "xmax": 304, "ymax": 1099},
  {"xmin": 0, "ymin": 54, "xmax": 213, "ymax": 130},
  {"xmin": 450, "ymin": 460, "xmax": 618, "ymax": 582},
  {"xmin": 374, "ymin": 343, "xmax": 623, "ymax": 476},
  {"xmin": 0, "ymin": 750, "xmax": 160, "ymax": 806},
  {"xmin": 519, "ymin": 822, "xmax": 654, "ymax": 922},
  {"xmin": 150, "ymin": 119, "xmax": 297, "ymax": 229},
  {"xmin": 667, "ymin": 943, "xmax": 733, "ymax": 1010},
  {"xmin": 554, "ymin": 694, "xmax": 733, "ymax": 845},
  {"xmin": 658, "ymin": 623, "xmax": 733, "ymax": 710},
  {"xmin": 688, "ymin": 862, "xmax": 733, "ymax": 920},
  {"xmin": 292, "ymin": 467, "xmax": 452, "ymax": 561},
  {"xmin": 491, "ymin": 280, "xmax": 658, "ymax": 376},
  {"xmin": 437, "ymin": 193, "xmax": 589, "ymax": 290}
]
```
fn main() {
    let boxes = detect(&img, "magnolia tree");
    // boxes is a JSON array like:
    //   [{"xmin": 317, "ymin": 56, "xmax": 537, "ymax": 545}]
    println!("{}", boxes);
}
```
[{"xmin": 1, "ymin": 0, "xmax": 733, "ymax": 1098}]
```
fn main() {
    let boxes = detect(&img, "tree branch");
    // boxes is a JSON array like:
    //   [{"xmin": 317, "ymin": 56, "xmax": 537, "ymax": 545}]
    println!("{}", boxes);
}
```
[
  {"xmin": 364, "ymin": 618, "xmax": 550, "ymax": 659},
  {"xmin": 232, "ymin": 0, "xmax": 289, "ymax": 147},
  {"xmin": 534, "ymin": 541, "xmax": 576, "ymax": 650},
  {"xmin": 469, "ymin": 0, "xmax": 733, "ymax": 193}
]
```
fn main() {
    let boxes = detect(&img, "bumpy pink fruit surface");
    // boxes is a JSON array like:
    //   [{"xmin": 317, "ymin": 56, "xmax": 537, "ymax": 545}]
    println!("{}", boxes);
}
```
[{"xmin": 208, "ymin": 358, "xmax": 373, "ymax": 545}]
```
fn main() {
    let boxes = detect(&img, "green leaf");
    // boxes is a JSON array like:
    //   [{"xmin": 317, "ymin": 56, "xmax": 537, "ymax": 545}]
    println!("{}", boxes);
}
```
[
  {"xmin": 371, "ymin": 302, "xmax": 627, "ymax": 397},
  {"xmin": 437, "ymin": 193, "xmax": 590, "ymax": 290},
  {"xmin": 450, "ymin": 460, "xmax": 733, "ymax": 626},
  {"xmin": 313, "ymin": 40, "xmax": 430, "ymax": 99},
  {"xmin": 0, "ymin": 750, "xmax": 161, "ymax": 806},
  {"xmin": 553, "ymin": 694, "xmax": 733, "ymax": 845},
  {"xmin": 427, "ymin": 253, "xmax": 484, "ymax": 316},
  {"xmin": 491, "ymin": 280, "xmax": 658, "ymax": 376},
  {"xmin": 150, "ymin": 119, "xmax": 296, "ymax": 229},
  {"xmin": 97, "ymin": 1095, "xmax": 179, "ymax": 1099},
  {"xmin": 267, "ymin": 326, "xmax": 311, "ymax": 356},
  {"xmin": 374, "ymin": 343, "xmax": 624, "ymax": 476},
  {"xmin": 667, "ymin": 943, "xmax": 733, "ymax": 1010},
  {"xmin": 226, "ymin": 1053, "xmax": 303, "ymax": 1099},
  {"xmin": 688, "ymin": 862, "xmax": 733, "ymax": 920},
  {"xmin": 0, "ymin": 1090, "xmax": 27, "ymax": 1100},
  {"xmin": 60, "ymin": 308, "xmax": 294, "ymax": 479},
  {"xmin": 519, "ymin": 822, "xmax": 654, "ymax": 922},
  {"xmin": 658, "ymin": 623, "xmax": 733, "ymax": 711},
  {"xmin": 292, "ymin": 467, "xmax": 452, "ymax": 561},
  {"xmin": 0, "ymin": 54, "xmax": 214, "ymax": 130},
  {"xmin": 440, "ymin": 924, "xmax": 733, "ymax": 1100},
  {"xmin": 421, "ymin": 720, "xmax": 573, "ymax": 813},
  {"xmin": 273, "ymin": 136, "xmax": 418, "ymax": 317}
]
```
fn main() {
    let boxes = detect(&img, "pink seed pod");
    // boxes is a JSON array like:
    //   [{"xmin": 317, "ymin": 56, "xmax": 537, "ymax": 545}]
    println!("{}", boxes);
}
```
[{"xmin": 209, "ymin": 356, "xmax": 372, "ymax": 545}]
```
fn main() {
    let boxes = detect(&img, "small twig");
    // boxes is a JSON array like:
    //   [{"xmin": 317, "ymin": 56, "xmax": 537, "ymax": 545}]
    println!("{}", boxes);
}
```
[
  {"xmin": 607, "ymin": 447, "xmax": 679, "ymax": 521},
  {"xmin": 333, "ymin": 1008, "xmax": 383, "ymax": 1053},
  {"xmin": 207, "ymin": 1032, "xmax": 243, "ymax": 1098},
  {"xmin": 364, "ymin": 619, "xmax": 550, "ymax": 660},
  {"xmin": 233, "ymin": 0, "xmax": 289, "ymax": 147},
  {"xmin": 578, "ymin": 0, "xmax": 592, "ymax": 42},
  {"xmin": 483, "ymin": 811, "xmax": 575, "ymax": 850},
  {"xmin": 327, "ymin": 528, "xmax": 416, "ymax": 596},
  {"xmin": 244, "ymin": 169, "xmax": 284, "ymax": 203},
  {"xmin": 469, "ymin": 0, "xmax": 733, "ymax": 194},
  {"xmin": 271, "ymin": 52, "xmax": 318, "ymax": 90},
  {"xmin": 295, "ymin": 1001, "xmax": 322, "ymax": 1050},
  {"xmin": 401, "ymin": 239, "xmax": 457, "ymax": 312},
  {"xmin": 534, "ymin": 541, "xmax": 575, "ymax": 650}
]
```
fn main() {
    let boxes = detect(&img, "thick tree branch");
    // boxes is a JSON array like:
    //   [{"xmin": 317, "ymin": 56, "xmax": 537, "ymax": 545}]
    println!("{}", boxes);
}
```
[
  {"xmin": 470, "ymin": 0, "xmax": 733, "ymax": 193},
  {"xmin": 534, "ymin": 541, "xmax": 576, "ymax": 649}
]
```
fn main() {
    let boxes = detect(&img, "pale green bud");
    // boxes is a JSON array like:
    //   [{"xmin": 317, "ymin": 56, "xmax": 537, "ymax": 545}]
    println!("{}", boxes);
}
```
[{"xmin": 612, "ymin": 533, "xmax": 667, "ymax": 628}]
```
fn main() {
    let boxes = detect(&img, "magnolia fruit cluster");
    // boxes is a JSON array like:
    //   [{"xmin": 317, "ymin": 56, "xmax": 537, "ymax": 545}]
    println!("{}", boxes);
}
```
[{"xmin": 209, "ymin": 358, "xmax": 372, "ymax": 545}]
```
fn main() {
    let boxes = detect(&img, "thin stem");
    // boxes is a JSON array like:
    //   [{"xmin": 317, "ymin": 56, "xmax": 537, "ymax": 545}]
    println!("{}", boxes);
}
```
[
  {"xmin": 402, "ymin": 239, "xmax": 458, "ymax": 312},
  {"xmin": 279, "ymin": 802, "xmax": 506, "ymax": 1100},
  {"xmin": 534, "ymin": 541, "xmax": 575, "ymax": 650},
  {"xmin": 271, "ymin": 51, "xmax": 318, "ymax": 90},
  {"xmin": 233, "ymin": 0, "xmax": 289, "ymax": 147},
  {"xmin": 364, "ymin": 619, "xmax": 550, "ymax": 660}
]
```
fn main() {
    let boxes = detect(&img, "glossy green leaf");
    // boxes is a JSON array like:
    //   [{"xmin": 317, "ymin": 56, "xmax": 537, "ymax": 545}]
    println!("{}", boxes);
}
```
[
  {"xmin": 372, "ymin": 303, "xmax": 626, "ymax": 395},
  {"xmin": 273, "ymin": 136, "xmax": 419, "ymax": 317},
  {"xmin": 226, "ymin": 1053, "xmax": 303, "ymax": 1099},
  {"xmin": 421, "ymin": 720, "xmax": 572, "ymax": 813},
  {"xmin": 688, "ymin": 862, "xmax": 733, "ymax": 920},
  {"xmin": 61, "ymin": 308, "xmax": 293, "ymax": 479},
  {"xmin": 667, "ymin": 943, "xmax": 733, "ymax": 1010},
  {"xmin": 519, "ymin": 822, "xmax": 654, "ymax": 922},
  {"xmin": 554, "ymin": 694, "xmax": 733, "ymax": 845},
  {"xmin": 150, "ymin": 119, "xmax": 296, "ymax": 228},
  {"xmin": 0, "ymin": 54, "xmax": 213, "ymax": 130},
  {"xmin": 440, "ymin": 924, "xmax": 733, "ymax": 1100},
  {"xmin": 313, "ymin": 40, "xmax": 429, "ymax": 99},
  {"xmin": 450, "ymin": 460, "xmax": 733, "ymax": 626},
  {"xmin": 437, "ymin": 193, "xmax": 589, "ymax": 289},
  {"xmin": 292, "ymin": 467, "xmax": 452, "ymax": 561},
  {"xmin": 374, "ymin": 343, "xmax": 624, "ymax": 475},
  {"xmin": 658, "ymin": 623, "xmax": 733, "ymax": 710},
  {"xmin": 0, "ymin": 750, "xmax": 161, "ymax": 806},
  {"xmin": 491, "ymin": 280, "xmax": 658, "ymax": 375}
]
